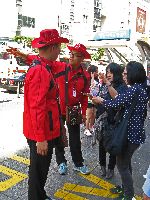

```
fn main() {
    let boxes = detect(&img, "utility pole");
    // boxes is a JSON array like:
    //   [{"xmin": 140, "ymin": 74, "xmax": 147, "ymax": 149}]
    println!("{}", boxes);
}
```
[{"xmin": 16, "ymin": 0, "xmax": 23, "ymax": 36}]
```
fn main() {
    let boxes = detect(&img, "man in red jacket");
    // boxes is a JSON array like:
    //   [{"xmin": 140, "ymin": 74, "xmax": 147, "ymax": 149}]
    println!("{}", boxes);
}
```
[
  {"xmin": 54, "ymin": 44, "xmax": 91, "ymax": 175},
  {"xmin": 7, "ymin": 43, "xmax": 91, "ymax": 175},
  {"xmin": 23, "ymin": 29, "xmax": 69, "ymax": 200}
]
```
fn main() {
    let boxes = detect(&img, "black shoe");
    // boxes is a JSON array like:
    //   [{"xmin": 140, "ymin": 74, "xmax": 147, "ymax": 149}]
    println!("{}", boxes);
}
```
[
  {"xmin": 100, "ymin": 166, "xmax": 106, "ymax": 177},
  {"xmin": 110, "ymin": 185, "xmax": 124, "ymax": 194}
]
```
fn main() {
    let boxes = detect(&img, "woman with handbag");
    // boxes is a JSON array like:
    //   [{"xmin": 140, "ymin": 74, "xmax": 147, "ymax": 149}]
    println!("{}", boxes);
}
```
[
  {"xmin": 97, "ymin": 62, "xmax": 127, "ymax": 179},
  {"xmin": 92, "ymin": 61, "xmax": 148, "ymax": 200}
]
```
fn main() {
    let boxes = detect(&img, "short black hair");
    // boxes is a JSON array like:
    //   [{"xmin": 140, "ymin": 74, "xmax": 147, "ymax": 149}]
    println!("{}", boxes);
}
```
[
  {"xmin": 87, "ymin": 65, "xmax": 98, "ymax": 73},
  {"xmin": 126, "ymin": 61, "xmax": 146, "ymax": 85},
  {"xmin": 106, "ymin": 62, "xmax": 124, "ymax": 88}
]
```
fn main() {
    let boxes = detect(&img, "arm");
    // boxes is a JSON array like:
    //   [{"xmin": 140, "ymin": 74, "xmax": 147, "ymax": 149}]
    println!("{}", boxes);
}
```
[
  {"xmin": 80, "ymin": 73, "xmax": 90, "ymax": 121},
  {"xmin": 107, "ymin": 84, "xmax": 118, "ymax": 99},
  {"xmin": 92, "ymin": 87, "xmax": 134, "ymax": 109}
]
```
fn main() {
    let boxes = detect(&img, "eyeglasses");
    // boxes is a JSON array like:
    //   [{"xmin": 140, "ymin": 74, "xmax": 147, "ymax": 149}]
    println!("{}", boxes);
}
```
[{"xmin": 69, "ymin": 52, "xmax": 83, "ymax": 58}]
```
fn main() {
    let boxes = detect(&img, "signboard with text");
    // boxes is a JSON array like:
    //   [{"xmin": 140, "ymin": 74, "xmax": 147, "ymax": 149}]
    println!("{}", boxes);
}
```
[
  {"xmin": 93, "ymin": 29, "xmax": 131, "ymax": 41},
  {"xmin": 136, "ymin": 7, "xmax": 146, "ymax": 33}
]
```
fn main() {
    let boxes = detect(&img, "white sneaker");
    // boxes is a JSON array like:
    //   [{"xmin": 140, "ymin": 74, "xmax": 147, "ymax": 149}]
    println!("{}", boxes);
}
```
[{"xmin": 84, "ymin": 129, "xmax": 92, "ymax": 136}]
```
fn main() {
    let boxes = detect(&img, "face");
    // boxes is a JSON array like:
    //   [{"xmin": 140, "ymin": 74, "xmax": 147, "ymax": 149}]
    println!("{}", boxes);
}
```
[
  {"xmin": 69, "ymin": 50, "xmax": 84, "ymax": 67},
  {"xmin": 46, "ymin": 44, "xmax": 61, "ymax": 61},
  {"xmin": 123, "ymin": 67, "xmax": 127, "ymax": 84},
  {"xmin": 106, "ymin": 68, "xmax": 113, "ymax": 82},
  {"xmin": 93, "ymin": 69, "xmax": 98, "ymax": 78}
]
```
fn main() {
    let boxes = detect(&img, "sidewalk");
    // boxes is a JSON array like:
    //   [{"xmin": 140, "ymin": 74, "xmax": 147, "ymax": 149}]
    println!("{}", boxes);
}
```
[{"xmin": 0, "ymin": 117, "xmax": 150, "ymax": 200}]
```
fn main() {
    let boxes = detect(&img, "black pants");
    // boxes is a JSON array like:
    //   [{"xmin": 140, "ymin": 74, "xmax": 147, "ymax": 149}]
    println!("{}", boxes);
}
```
[
  {"xmin": 55, "ymin": 123, "xmax": 84, "ymax": 167},
  {"xmin": 99, "ymin": 138, "xmax": 116, "ymax": 170},
  {"xmin": 27, "ymin": 138, "xmax": 65, "ymax": 200},
  {"xmin": 116, "ymin": 142, "xmax": 139, "ymax": 198}
]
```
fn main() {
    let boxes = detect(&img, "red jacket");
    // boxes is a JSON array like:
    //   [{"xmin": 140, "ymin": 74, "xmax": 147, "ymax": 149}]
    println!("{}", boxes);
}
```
[
  {"xmin": 23, "ymin": 56, "xmax": 61, "ymax": 142},
  {"xmin": 26, "ymin": 55, "xmax": 90, "ymax": 116},
  {"xmin": 54, "ymin": 62, "xmax": 90, "ymax": 116}
]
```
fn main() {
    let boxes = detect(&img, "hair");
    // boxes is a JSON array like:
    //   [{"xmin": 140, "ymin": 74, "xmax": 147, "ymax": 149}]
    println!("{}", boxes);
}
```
[
  {"xmin": 87, "ymin": 65, "xmax": 98, "ymax": 73},
  {"xmin": 126, "ymin": 61, "xmax": 146, "ymax": 85},
  {"xmin": 106, "ymin": 62, "xmax": 124, "ymax": 88}
]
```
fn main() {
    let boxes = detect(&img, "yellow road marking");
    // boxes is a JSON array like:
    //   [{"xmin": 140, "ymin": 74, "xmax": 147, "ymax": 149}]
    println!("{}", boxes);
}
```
[
  {"xmin": 79, "ymin": 173, "xmax": 115, "ymax": 190},
  {"xmin": 10, "ymin": 155, "xmax": 30, "ymax": 165},
  {"xmin": 62, "ymin": 183, "xmax": 118, "ymax": 198},
  {"xmin": 0, "ymin": 165, "xmax": 28, "ymax": 192},
  {"xmin": 55, "ymin": 189, "xmax": 88, "ymax": 200}
]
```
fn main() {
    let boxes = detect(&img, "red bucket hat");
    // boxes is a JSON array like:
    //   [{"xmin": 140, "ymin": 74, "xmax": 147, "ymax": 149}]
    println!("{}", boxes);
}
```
[
  {"xmin": 32, "ymin": 29, "xmax": 69, "ymax": 48},
  {"xmin": 67, "ymin": 43, "xmax": 91, "ymax": 59}
]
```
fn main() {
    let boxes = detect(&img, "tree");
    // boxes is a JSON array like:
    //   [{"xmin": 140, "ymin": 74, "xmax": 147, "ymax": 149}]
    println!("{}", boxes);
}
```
[
  {"xmin": 13, "ymin": 36, "xmax": 38, "ymax": 53},
  {"xmin": 13, "ymin": 36, "xmax": 34, "ymax": 48},
  {"xmin": 91, "ymin": 48, "xmax": 105, "ymax": 61}
]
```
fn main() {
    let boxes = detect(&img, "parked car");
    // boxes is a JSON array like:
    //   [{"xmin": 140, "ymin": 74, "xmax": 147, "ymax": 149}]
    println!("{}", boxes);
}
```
[{"xmin": 0, "ymin": 73, "xmax": 26, "ymax": 94}]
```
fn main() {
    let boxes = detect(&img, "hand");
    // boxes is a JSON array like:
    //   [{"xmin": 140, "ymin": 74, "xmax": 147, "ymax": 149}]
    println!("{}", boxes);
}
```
[
  {"xmin": 36, "ymin": 141, "xmax": 48, "ymax": 156},
  {"xmin": 92, "ymin": 96, "xmax": 104, "ymax": 104},
  {"xmin": 99, "ymin": 73, "xmax": 110, "ymax": 85},
  {"xmin": 6, "ymin": 47, "xmax": 27, "ymax": 60},
  {"xmin": 82, "ymin": 115, "xmax": 87, "ymax": 124}
]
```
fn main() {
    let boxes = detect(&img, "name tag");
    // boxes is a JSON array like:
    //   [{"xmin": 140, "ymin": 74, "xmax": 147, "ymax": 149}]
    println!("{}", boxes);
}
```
[{"xmin": 73, "ymin": 89, "xmax": 76, "ymax": 97}]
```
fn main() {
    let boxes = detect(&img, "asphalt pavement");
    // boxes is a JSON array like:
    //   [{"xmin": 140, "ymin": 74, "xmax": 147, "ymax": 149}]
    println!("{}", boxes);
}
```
[{"xmin": 0, "ymin": 88, "xmax": 150, "ymax": 200}]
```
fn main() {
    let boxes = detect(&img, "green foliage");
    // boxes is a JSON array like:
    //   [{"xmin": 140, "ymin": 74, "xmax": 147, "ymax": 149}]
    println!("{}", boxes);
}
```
[
  {"xmin": 13, "ymin": 36, "xmax": 39, "ymax": 53},
  {"xmin": 91, "ymin": 48, "xmax": 105, "ymax": 61},
  {"xmin": 13, "ymin": 36, "xmax": 33, "ymax": 48}
]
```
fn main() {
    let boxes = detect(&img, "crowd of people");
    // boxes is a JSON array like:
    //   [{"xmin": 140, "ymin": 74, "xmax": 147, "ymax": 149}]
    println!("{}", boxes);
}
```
[{"xmin": 7, "ymin": 28, "xmax": 150, "ymax": 200}]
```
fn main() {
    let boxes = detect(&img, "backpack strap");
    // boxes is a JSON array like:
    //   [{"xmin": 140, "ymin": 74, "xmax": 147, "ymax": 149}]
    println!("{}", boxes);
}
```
[{"xmin": 65, "ymin": 65, "xmax": 70, "ymax": 105}]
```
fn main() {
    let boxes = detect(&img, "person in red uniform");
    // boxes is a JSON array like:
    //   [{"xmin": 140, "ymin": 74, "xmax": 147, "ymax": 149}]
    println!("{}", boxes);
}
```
[
  {"xmin": 23, "ymin": 29, "xmax": 69, "ymax": 200},
  {"xmin": 54, "ymin": 44, "xmax": 91, "ymax": 175},
  {"xmin": 7, "ymin": 43, "xmax": 91, "ymax": 175}
]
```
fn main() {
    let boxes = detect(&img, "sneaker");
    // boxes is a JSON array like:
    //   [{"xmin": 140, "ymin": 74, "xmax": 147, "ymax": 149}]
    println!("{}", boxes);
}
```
[
  {"xmin": 110, "ymin": 185, "xmax": 124, "ymax": 194},
  {"xmin": 84, "ymin": 129, "xmax": 92, "ymax": 136},
  {"xmin": 106, "ymin": 169, "xmax": 114, "ymax": 179},
  {"xmin": 73, "ymin": 165, "xmax": 90, "ymax": 175},
  {"xmin": 58, "ymin": 162, "xmax": 67, "ymax": 175}
]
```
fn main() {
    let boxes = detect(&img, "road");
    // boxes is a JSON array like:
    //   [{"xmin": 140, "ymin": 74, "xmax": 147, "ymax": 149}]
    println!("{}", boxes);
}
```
[
  {"xmin": 0, "ymin": 88, "xmax": 27, "ymax": 158},
  {"xmin": 0, "ymin": 88, "xmax": 150, "ymax": 200}
]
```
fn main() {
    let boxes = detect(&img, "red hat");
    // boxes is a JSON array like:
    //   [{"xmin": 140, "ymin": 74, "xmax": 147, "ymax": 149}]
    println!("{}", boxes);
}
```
[
  {"xmin": 32, "ymin": 29, "xmax": 69, "ymax": 48},
  {"xmin": 67, "ymin": 43, "xmax": 91, "ymax": 59}
]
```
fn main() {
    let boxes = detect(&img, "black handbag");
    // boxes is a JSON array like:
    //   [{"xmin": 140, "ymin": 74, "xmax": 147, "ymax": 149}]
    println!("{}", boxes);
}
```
[{"xmin": 103, "ymin": 92, "xmax": 138, "ymax": 156}]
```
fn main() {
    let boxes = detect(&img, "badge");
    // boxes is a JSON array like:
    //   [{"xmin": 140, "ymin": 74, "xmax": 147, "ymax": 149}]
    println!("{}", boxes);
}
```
[{"xmin": 73, "ymin": 89, "xmax": 76, "ymax": 97}]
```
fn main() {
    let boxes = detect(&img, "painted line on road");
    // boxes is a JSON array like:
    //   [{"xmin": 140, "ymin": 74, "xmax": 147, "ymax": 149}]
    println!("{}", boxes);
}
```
[
  {"xmin": 0, "ymin": 165, "xmax": 28, "ymax": 192},
  {"xmin": 0, "ymin": 154, "xmax": 142, "ymax": 200},
  {"xmin": 10, "ymin": 155, "xmax": 30, "ymax": 165},
  {"xmin": 54, "ymin": 173, "xmax": 142, "ymax": 200}
]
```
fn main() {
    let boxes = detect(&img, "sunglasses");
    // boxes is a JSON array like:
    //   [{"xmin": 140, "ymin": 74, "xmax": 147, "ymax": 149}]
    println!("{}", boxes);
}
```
[{"xmin": 69, "ymin": 52, "xmax": 83, "ymax": 58}]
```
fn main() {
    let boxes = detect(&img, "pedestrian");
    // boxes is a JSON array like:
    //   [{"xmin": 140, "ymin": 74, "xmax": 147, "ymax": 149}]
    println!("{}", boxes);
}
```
[
  {"xmin": 54, "ymin": 43, "xmax": 91, "ymax": 175},
  {"xmin": 92, "ymin": 61, "xmax": 148, "ymax": 200},
  {"xmin": 97, "ymin": 63, "xmax": 127, "ymax": 179},
  {"xmin": 84, "ymin": 65, "xmax": 99, "ymax": 136},
  {"xmin": 23, "ymin": 29, "xmax": 69, "ymax": 200},
  {"xmin": 143, "ymin": 165, "xmax": 150, "ymax": 200}
]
